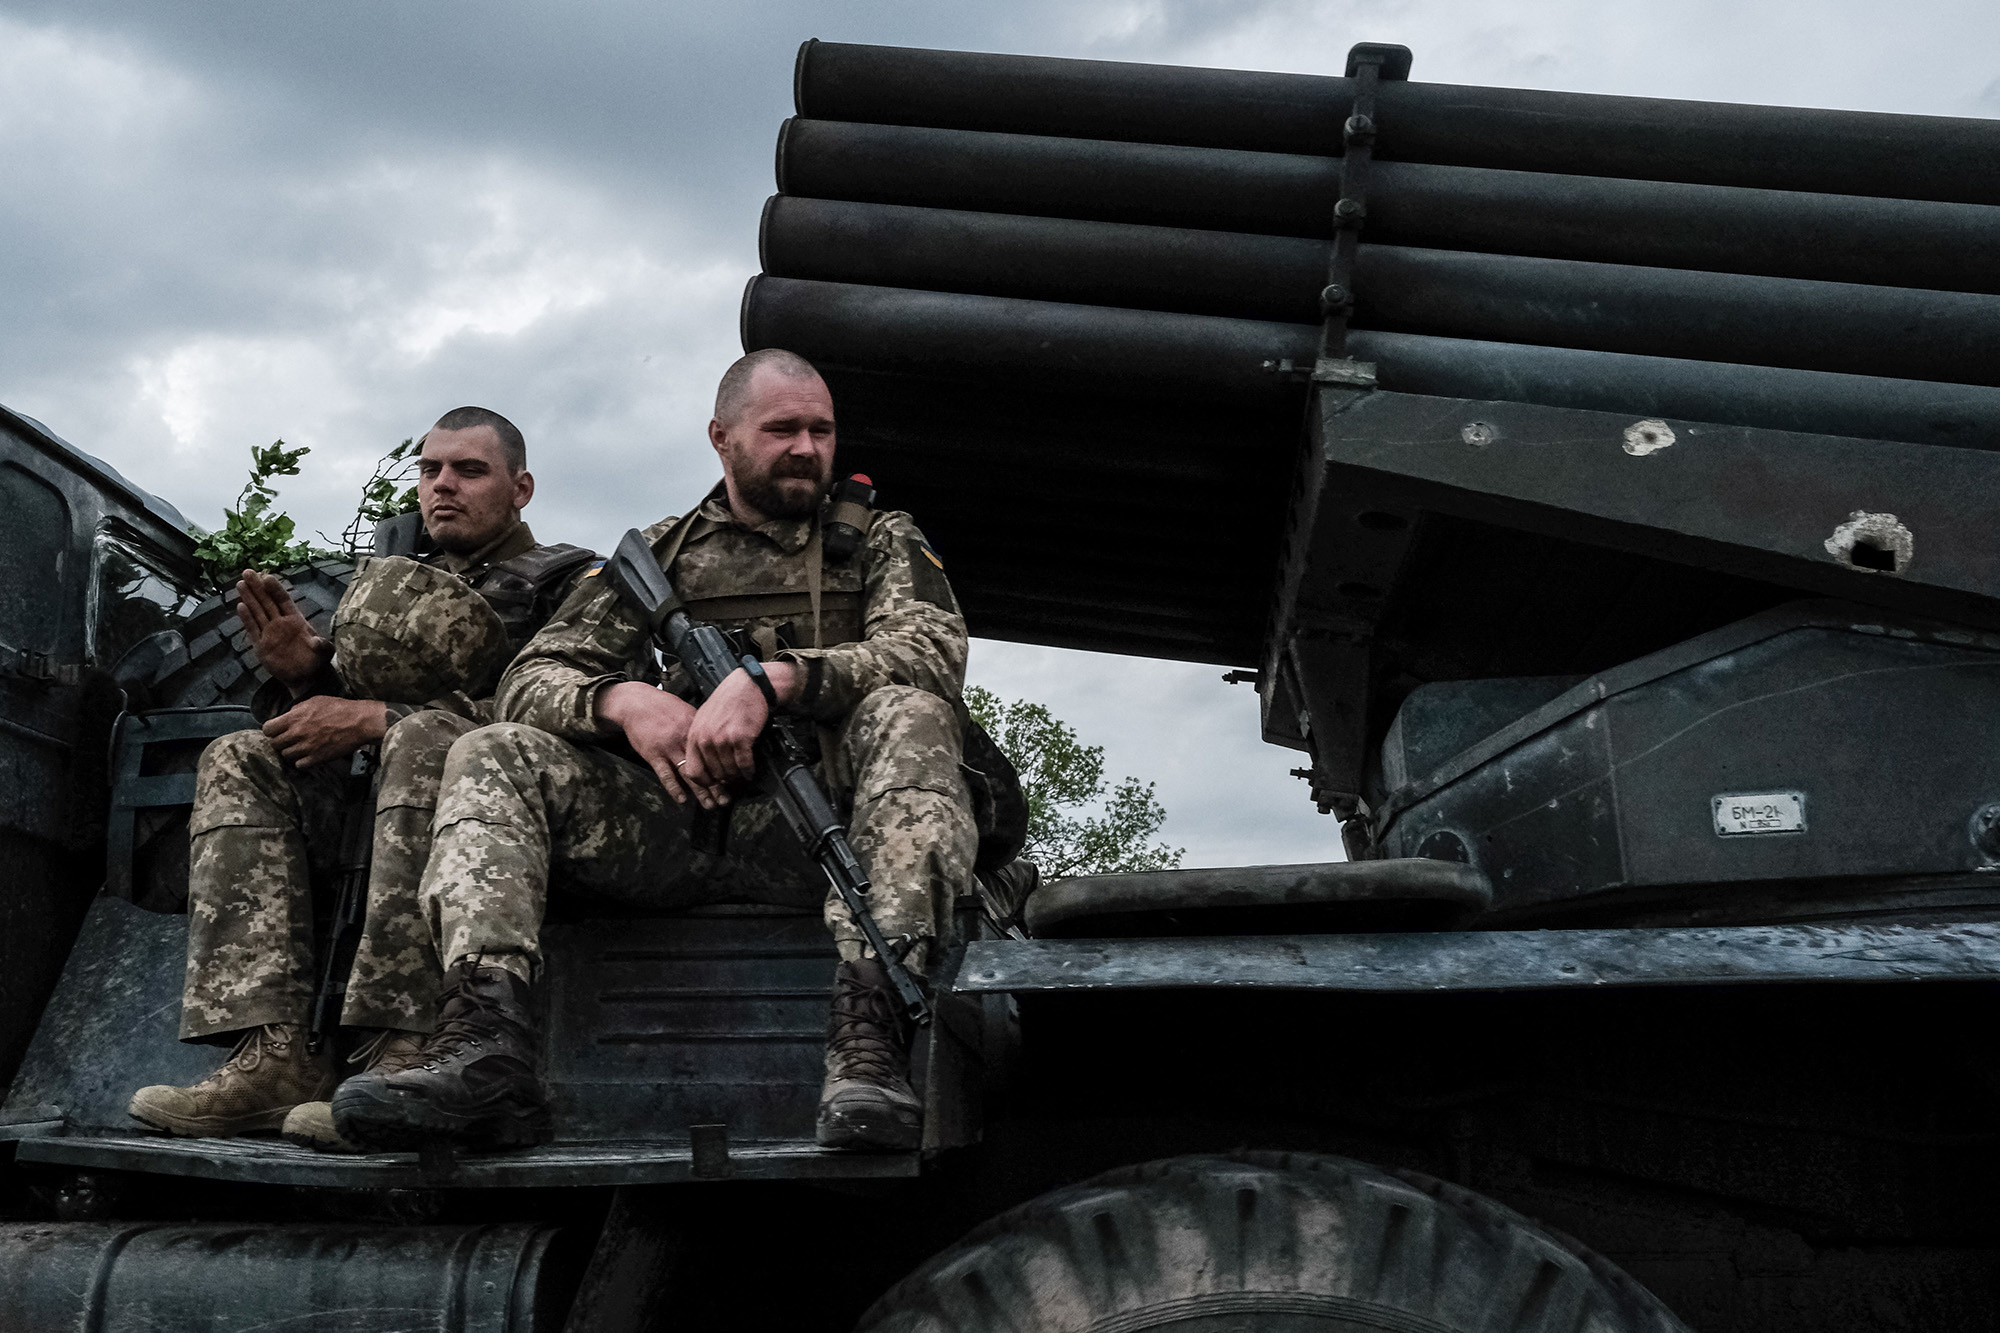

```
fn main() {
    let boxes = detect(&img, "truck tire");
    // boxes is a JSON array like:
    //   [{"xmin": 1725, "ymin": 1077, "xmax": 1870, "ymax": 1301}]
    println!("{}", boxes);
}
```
[
  {"xmin": 154, "ymin": 559, "xmax": 355, "ymax": 709},
  {"xmin": 859, "ymin": 1154, "xmax": 1688, "ymax": 1333},
  {"xmin": 128, "ymin": 560, "xmax": 356, "ymax": 911}
]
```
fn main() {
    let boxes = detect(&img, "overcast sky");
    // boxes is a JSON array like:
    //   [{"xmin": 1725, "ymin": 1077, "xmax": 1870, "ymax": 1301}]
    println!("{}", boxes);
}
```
[{"xmin": 4, "ymin": 1, "xmax": 1995, "ymax": 867}]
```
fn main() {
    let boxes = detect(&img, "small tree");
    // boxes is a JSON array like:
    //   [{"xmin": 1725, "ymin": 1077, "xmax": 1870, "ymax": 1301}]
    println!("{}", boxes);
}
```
[
  {"xmin": 966, "ymin": 684, "xmax": 1184, "ymax": 879},
  {"xmin": 189, "ymin": 440, "xmax": 332, "ymax": 585}
]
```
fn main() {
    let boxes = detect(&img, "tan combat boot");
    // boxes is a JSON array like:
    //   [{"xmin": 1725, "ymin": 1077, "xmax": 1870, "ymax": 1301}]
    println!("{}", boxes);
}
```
[
  {"xmin": 815, "ymin": 957, "xmax": 923, "ymax": 1152},
  {"xmin": 129, "ymin": 1023, "xmax": 337, "ymax": 1137},
  {"xmin": 281, "ymin": 1029, "xmax": 429, "ymax": 1152}
]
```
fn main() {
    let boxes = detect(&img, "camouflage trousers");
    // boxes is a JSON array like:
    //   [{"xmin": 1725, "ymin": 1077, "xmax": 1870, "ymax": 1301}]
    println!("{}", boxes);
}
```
[
  {"xmin": 180, "ymin": 709, "xmax": 478, "ymax": 1041},
  {"xmin": 421, "ymin": 684, "xmax": 976, "ymax": 978}
]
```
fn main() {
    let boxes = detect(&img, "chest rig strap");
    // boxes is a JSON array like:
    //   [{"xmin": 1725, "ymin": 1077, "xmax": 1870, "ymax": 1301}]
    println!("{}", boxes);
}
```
[{"xmin": 652, "ymin": 489, "xmax": 867, "ymax": 652}]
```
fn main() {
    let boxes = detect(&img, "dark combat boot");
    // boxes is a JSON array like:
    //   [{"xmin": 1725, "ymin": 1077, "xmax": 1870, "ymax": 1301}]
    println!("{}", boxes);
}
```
[
  {"xmin": 329, "ymin": 960, "xmax": 550, "ymax": 1151},
  {"xmin": 815, "ymin": 957, "xmax": 922, "ymax": 1152},
  {"xmin": 282, "ymin": 1029, "xmax": 429, "ymax": 1152}
]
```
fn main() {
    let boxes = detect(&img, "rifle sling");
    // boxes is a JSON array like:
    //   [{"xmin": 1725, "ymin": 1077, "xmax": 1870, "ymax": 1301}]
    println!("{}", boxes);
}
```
[{"xmin": 651, "ymin": 486, "xmax": 859, "ymax": 648}]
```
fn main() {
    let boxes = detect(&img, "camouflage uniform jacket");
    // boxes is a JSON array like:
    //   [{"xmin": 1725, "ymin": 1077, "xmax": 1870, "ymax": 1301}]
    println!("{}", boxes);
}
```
[
  {"xmin": 498, "ymin": 491, "xmax": 968, "ymax": 737},
  {"xmin": 269, "ymin": 521, "xmax": 596, "ymax": 725}
]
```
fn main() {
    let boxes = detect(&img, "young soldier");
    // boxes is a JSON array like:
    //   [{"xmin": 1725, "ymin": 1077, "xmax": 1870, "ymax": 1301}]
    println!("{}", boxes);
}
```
[
  {"xmin": 128, "ymin": 407, "xmax": 596, "ymax": 1149},
  {"xmin": 332, "ymin": 351, "xmax": 975, "ymax": 1153}
]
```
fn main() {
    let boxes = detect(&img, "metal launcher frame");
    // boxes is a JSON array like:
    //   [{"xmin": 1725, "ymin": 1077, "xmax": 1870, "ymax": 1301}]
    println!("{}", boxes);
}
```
[{"xmin": 746, "ymin": 39, "xmax": 2000, "ymax": 827}]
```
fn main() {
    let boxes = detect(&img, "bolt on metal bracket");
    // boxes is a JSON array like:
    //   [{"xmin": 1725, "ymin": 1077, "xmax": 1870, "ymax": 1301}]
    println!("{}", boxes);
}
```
[{"xmin": 1318, "ymin": 43, "xmax": 1412, "ymax": 367}]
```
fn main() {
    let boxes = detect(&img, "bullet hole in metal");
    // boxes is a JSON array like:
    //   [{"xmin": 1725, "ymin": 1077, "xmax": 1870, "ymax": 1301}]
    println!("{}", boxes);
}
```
[
  {"xmin": 1823, "ymin": 511, "xmax": 1913, "ymax": 575},
  {"xmin": 1848, "ymin": 541, "xmax": 1896, "ymax": 572}
]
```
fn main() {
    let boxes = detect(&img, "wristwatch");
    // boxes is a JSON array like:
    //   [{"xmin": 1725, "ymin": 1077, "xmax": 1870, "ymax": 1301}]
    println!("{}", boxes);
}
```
[{"xmin": 739, "ymin": 656, "xmax": 782, "ymax": 711}]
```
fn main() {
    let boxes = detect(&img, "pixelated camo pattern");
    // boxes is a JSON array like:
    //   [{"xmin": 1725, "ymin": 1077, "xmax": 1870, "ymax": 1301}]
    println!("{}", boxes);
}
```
[
  {"xmin": 332, "ymin": 555, "xmax": 512, "ymax": 705},
  {"xmin": 421, "ymin": 683, "xmax": 974, "ymax": 977},
  {"xmin": 181, "ymin": 711, "xmax": 480, "ymax": 1039},
  {"xmin": 498, "ymin": 501, "xmax": 969, "ymax": 738}
]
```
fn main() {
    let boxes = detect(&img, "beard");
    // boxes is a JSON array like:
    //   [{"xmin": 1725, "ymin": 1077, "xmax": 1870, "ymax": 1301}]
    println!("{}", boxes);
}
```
[{"xmin": 734, "ymin": 453, "xmax": 828, "ymax": 520}]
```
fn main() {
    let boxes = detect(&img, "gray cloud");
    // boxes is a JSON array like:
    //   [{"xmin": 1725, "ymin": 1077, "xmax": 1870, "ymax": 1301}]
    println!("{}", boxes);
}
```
[{"xmin": 3, "ymin": 0, "xmax": 1993, "ymax": 866}]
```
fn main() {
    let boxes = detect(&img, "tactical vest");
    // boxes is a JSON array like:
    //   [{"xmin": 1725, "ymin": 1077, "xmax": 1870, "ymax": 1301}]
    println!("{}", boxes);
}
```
[
  {"xmin": 374, "ymin": 510, "xmax": 596, "ymax": 656},
  {"xmin": 651, "ymin": 498, "xmax": 1030, "ymax": 871},
  {"xmin": 469, "ymin": 543, "xmax": 598, "ymax": 655},
  {"xmin": 654, "ymin": 506, "xmax": 867, "ymax": 660}
]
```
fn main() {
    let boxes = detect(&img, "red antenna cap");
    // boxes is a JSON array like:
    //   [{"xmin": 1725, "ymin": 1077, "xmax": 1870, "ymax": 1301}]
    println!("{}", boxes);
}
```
[{"xmin": 850, "ymin": 473, "xmax": 873, "ymax": 486}]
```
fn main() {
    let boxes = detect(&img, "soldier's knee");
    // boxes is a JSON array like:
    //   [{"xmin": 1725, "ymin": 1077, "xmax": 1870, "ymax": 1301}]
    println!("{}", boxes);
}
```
[
  {"xmin": 381, "ymin": 711, "xmax": 473, "ymax": 806},
  {"xmin": 439, "ymin": 722, "xmax": 559, "ymax": 789},
  {"xmin": 196, "ymin": 728, "xmax": 283, "ymax": 786},
  {"xmin": 846, "ymin": 688, "xmax": 968, "ymax": 801},
  {"xmin": 451, "ymin": 720, "xmax": 523, "ymax": 758},
  {"xmin": 384, "ymin": 709, "xmax": 462, "ymax": 755}
]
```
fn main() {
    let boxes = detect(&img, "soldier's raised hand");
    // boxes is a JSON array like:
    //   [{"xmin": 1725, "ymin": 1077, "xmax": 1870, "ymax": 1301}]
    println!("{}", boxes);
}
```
[{"xmin": 235, "ymin": 569, "xmax": 331, "ymax": 691}]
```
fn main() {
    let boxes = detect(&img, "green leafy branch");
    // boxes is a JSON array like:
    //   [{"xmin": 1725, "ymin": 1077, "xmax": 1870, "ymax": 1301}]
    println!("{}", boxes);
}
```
[
  {"xmin": 966, "ymin": 684, "xmax": 1184, "ymax": 879},
  {"xmin": 189, "ymin": 440, "xmax": 335, "ymax": 586},
  {"xmin": 338, "ymin": 436, "xmax": 420, "ymax": 554}
]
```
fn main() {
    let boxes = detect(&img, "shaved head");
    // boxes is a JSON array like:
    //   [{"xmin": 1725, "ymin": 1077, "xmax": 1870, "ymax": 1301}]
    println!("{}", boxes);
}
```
[
  {"xmin": 715, "ymin": 348, "xmax": 823, "ymax": 425},
  {"xmin": 429, "ymin": 405, "xmax": 526, "ymax": 473}
]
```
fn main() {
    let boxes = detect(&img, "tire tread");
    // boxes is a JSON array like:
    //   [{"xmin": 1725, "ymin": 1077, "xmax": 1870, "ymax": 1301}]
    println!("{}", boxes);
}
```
[{"xmin": 858, "ymin": 1153, "xmax": 1688, "ymax": 1333}]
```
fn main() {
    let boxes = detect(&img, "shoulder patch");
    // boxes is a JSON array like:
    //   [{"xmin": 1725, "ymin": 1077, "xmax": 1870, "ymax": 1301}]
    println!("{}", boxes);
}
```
[
  {"xmin": 582, "ymin": 559, "xmax": 607, "ymax": 578},
  {"xmin": 905, "ymin": 537, "xmax": 959, "ymax": 614}
]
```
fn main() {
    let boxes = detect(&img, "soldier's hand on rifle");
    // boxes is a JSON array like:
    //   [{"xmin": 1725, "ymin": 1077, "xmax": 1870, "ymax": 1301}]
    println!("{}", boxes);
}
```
[
  {"xmin": 263, "ymin": 695, "xmax": 388, "ymax": 768},
  {"xmin": 597, "ymin": 681, "xmax": 726, "ymax": 811},
  {"xmin": 684, "ymin": 663, "xmax": 801, "ymax": 791},
  {"xmin": 236, "ymin": 569, "xmax": 332, "ymax": 692}
]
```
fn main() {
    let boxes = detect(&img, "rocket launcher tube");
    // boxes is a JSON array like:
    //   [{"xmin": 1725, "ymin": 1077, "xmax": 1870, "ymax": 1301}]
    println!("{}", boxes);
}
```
[{"xmin": 604, "ymin": 527, "xmax": 932, "ymax": 1027}]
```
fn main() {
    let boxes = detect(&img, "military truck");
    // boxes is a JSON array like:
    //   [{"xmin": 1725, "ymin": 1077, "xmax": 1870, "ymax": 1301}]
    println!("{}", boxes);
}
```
[{"xmin": 6, "ymin": 37, "xmax": 2000, "ymax": 1332}]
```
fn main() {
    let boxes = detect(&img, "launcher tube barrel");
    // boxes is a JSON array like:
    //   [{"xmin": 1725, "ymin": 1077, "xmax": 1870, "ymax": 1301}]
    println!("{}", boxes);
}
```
[
  {"xmin": 745, "ymin": 276, "xmax": 2000, "ymax": 448},
  {"xmin": 744, "ymin": 274, "xmax": 1315, "ymax": 403},
  {"xmin": 1347, "ymin": 331, "xmax": 2000, "ymax": 451},
  {"xmin": 777, "ymin": 120, "xmax": 2000, "ymax": 295},
  {"xmin": 762, "ymin": 201, "xmax": 2000, "ymax": 388},
  {"xmin": 794, "ymin": 40, "xmax": 2000, "ymax": 205},
  {"xmin": 1358, "ymin": 246, "xmax": 2000, "ymax": 388}
]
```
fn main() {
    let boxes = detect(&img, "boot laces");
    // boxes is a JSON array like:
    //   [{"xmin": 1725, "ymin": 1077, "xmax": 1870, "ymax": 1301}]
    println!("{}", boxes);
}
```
[
  {"xmin": 200, "ymin": 1024, "xmax": 288, "ymax": 1086},
  {"xmin": 828, "ymin": 971, "xmax": 905, "ymax": 1083},
  {"xmin": 426, "ymin": 1011, "xmax": 489, "ymax": 1064},
  {"xmin": 346, "ymin": 1027, "xmax": 424, "ymax": 1073},
  {"xmin": 420, "ymin": 967, "xmax": 505, "ymax": 1066}
]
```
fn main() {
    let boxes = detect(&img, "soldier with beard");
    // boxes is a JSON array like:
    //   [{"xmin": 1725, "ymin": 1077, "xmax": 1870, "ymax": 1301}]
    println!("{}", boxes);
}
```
[{"xmin": 330, "ymin": 350, "xmax": 976, "ymax": 1153}]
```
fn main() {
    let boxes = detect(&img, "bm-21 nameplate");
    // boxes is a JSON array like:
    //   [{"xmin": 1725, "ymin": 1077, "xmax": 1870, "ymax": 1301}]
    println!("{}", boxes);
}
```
[{"xmin": 1712, "ymin": 792, "xmax": 1806, "ymax": 836}]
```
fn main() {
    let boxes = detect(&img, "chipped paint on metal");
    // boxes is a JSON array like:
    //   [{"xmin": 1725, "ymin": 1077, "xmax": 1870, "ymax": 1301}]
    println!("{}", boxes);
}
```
[
  {"xmin": 1622, "ymin": 419, "xmax": 1676, "ymax": 455},
  {"xmin": 1461, "ymin": 421, "xmax": 1497, "ymax": 447}
]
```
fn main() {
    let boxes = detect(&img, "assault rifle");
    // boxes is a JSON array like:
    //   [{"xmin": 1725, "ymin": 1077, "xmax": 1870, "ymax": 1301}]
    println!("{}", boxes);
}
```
[
  {"xmin": 604, "ymin": 526, "xmax": 933, "ymax": 1027},
  {"xmin": 308, "ymin": 745, "xmax": 379, "ymax": 1054}
]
